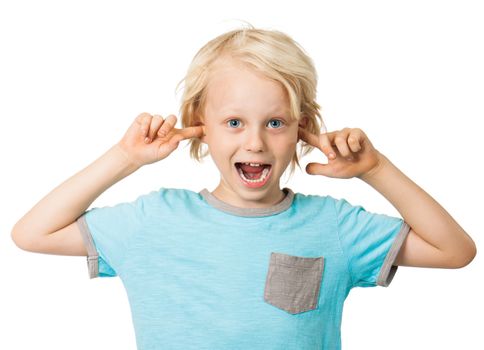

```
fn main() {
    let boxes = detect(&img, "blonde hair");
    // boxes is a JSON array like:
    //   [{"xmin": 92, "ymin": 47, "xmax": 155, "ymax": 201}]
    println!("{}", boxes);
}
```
[{"xmin": 176, "ymin": 23, "xmax": 324, "ymax": 178}]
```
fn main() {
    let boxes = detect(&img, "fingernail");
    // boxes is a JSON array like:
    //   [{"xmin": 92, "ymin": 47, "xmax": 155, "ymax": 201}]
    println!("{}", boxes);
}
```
[
  {"xmin": 329, "ymin": 152, "xmax": 336, "ymax": 159},
  {"xmin": 145, "ymin": 137, "xmax": 151, "ymax": 143}
]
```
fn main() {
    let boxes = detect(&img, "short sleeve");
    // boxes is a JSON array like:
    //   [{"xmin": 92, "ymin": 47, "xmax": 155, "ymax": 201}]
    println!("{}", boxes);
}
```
[
  {"xmin": 333, "ymin": 197, "xmax": 410, "ymax": 288},
  {"xmin": 76, "ymin": 197, "xmax": 142, "ymax": 279}
]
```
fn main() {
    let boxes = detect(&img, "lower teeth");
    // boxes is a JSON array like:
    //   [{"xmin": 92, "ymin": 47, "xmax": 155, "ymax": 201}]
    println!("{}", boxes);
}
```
[{"xmin": 237, "ymin": 167, "xmax": 270, "ymax": 183}]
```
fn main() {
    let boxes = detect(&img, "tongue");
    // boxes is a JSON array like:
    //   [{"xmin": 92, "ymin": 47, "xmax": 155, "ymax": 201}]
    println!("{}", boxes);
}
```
[{"xmin": 239, "ymin": 164, "xmax": 266, "ymax": 173}]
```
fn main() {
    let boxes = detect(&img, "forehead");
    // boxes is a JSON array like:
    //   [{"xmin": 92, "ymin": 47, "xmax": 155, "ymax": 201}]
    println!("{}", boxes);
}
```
[{"xmin": 204, "ymin": 60, "xmax": 290, "ymax": 114}]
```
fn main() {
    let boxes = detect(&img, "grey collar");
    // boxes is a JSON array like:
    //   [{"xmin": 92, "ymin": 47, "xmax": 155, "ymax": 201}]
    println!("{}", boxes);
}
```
[{"xmin": 198, "ymin": 187, "xmax": 294, "ymax": 217}]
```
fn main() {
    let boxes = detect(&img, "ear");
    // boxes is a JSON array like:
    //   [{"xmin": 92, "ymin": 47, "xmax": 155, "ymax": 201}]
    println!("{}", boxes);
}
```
[
  {"xmin": 297, "ymin": 116, "xmax": 309, "ymax": 143},
  {"xmin": 200, "ymin": 125, "xmax": 207, "ymax": 144},
  {"xmin": 298, "ymin": 116, "xmax": 309, "ymax": 129},
  {"xmin": 194, "ymin": 120, "xmax": 207, "ymax": 144}
]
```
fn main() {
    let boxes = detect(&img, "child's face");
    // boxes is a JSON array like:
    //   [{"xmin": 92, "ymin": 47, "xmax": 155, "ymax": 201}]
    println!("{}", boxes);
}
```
[{"xmin": 200, "ymin": 59, "xmax": 303, "ymax": 207}]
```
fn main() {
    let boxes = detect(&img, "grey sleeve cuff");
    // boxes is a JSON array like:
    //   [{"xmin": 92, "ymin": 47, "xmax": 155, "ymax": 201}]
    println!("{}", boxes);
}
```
[
  {"xmin": 377, "ymin": 221, "xmax": 411, "ymax": 287},
  {"xmin": 76, "ymin": 214, "xmax": 99, "ymax": 279}
]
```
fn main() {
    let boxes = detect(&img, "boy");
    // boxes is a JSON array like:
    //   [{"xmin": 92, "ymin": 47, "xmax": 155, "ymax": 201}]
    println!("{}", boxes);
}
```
[{"xmin": 11, "ymin": 26, "xmax": 476, "ymax": 349}]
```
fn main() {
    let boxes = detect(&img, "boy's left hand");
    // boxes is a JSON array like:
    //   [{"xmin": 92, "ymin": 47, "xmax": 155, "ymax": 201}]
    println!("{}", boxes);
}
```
[{"xmin": 298, "ymin": 127, "xmax": 385, "ymax": 179}]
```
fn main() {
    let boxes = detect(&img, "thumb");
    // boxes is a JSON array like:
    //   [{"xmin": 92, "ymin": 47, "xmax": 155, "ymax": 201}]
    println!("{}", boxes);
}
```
[{"xmin": 306, "ymin": 162, "xmax": 333, "ymax": 177}]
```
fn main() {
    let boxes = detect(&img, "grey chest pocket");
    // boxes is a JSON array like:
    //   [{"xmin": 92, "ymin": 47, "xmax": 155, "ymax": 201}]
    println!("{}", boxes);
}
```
[{"xmin": 263, "ymin": 252, "xmax": 324, "ymax": 314}]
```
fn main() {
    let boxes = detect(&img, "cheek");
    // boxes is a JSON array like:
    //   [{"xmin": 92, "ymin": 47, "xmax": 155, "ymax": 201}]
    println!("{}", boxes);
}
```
[
  {"xmin": 206, "ymin": 136, "xmax": 233, "ymax": 164},
  {"xmin": 268, "ymin": 146, "xmax": 295, "ymax": 168},
  {"xmin": 281, "ymin": 127, "xmax": 299, "ymax": 147},
  {"xmin": 208, "ymin": 135, "xmax": 231, "ymax": 154},
  {"xmin": 288, "ymin": 136, "xmax": 298, "ymax": 148}
]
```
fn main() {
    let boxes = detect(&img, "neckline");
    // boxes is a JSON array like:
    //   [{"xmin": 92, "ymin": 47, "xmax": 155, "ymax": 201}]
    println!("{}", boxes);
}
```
[{"xmin": 198, "ymin": 187, "xmax": 294, "ymax": 217}]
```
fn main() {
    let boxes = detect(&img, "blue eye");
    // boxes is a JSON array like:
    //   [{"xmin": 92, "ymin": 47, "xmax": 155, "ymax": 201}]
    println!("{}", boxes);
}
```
[
  {"xmin": 268, "ymin": 119, "xmax": 284, "ymax": 128},
  {"xmin": 227, "ymin": 119, "xmax": 241, "ymax": 128},
  {"xmin": 226, "ymin": 119, "xmax": 285, "ymax": 129}
]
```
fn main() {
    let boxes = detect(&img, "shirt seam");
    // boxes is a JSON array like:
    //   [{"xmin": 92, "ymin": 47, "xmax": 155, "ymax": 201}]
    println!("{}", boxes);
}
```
[
  {"xmin": 332, "ymin": 198, "xmax": 356, "ymax": 289},
  {"xmin": 76, "ymin": 214, "xmax": 99, "ymax": 279},
  {"xmin": 199, "ymin": 187, "xmax": 294, "ymax": 217},
  {"xmin": 376, "ymin": 221, "xmax": 411, "ymax": 286}
]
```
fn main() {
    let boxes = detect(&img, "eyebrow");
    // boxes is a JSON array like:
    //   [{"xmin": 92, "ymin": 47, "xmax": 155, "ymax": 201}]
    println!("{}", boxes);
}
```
[{"xmin": 219, "ymin": 106, "xmax": 289, "ymax": 115}]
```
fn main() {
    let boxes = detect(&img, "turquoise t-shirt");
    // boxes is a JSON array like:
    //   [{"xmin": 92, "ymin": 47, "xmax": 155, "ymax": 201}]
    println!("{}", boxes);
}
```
[{"xmin": 76, "ymin": 187, "xmax": 410, "ymax": 350}]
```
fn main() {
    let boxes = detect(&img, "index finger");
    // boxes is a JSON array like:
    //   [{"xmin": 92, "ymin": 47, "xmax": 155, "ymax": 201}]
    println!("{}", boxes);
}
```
[
  {"xmin": 298, "ymin": 127, "xmax": 320, "ymax": 148},
  {"xmin": 299, "ymin": 127, "xmax": 337, "ymax": 160},
  {"xmin": 173, "ymin": 126, "xmax": 205, "ymax": 141}
]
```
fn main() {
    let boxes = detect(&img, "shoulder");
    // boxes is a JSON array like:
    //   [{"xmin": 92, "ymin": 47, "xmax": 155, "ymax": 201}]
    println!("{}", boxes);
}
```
[
  {"xmin": 136, "ymin": 187, "xmax": 202, "ymax": 213},
  {"xmin": 292, "ymin": 191, "xmax": 367, "ymax": 220},
  {"xmin": 293, "ymin": 190, "xmax": 342, "ymax": 206},
  {"xmin": 291, "ymin": 190, "xmax": 340, "ymax": 214},
  {"xmin": 135, "ymin": 186, "xmax": 196, "ymax": 204}
]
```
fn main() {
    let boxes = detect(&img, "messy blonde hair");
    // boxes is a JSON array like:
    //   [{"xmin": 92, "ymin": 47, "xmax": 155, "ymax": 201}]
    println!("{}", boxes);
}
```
[{"xmin": 176, "ymin": 23, "xmax": 324, "ymax": 179}]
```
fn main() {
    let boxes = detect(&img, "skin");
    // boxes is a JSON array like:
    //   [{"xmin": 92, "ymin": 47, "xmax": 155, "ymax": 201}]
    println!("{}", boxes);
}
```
[
  {"xmin": 298, "ymin": 126, "xmax": 477, "ymax": 269},
  {"xmin": 134, "ymin": 59, "xmax": 476, "ymax": 269},
  {"xmin": 199, "ymin": 59, "xmax": 305, "ymax": 208}
]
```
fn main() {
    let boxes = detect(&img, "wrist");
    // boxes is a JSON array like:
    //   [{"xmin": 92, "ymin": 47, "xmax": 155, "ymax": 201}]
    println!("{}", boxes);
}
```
[
  {"xmin": 113, "ymin": 143, "xmax": 142, "ymax": 170},
  {"xmin": 112, "ymin": 144, "xmax": 142, "ymax": 172},
  {"xmin": 358, "ymin": 152, "xmax": 390, "ymax": 183}
]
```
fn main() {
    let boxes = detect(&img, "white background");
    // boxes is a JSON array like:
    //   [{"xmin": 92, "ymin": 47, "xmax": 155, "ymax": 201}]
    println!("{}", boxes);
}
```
[{"xmin": 1, "ymin": 0, "xmax": 483, "ymax": 349}]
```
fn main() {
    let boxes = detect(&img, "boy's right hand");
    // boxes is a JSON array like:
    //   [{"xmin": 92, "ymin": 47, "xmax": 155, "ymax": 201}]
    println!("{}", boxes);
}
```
[{"xmin": 117, "ymin": 113, "xmax": 204, "ymax": 168}]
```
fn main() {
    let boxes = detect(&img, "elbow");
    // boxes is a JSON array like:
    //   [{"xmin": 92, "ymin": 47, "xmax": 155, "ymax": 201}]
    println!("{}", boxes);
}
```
[
  {"xmin": 450, "ymin": 242, "xmax": 477, "ymax": 269},
  {"xmin": 462, "ymin": 244, "xmax": 477, "ymax": 268},
  {"xmin": 11, "ymin": 228, "xmax": 35, "ymax": 252},
  {"xmin": 11, "ymin": 229, "xmax": 28, "ymax": 251}
]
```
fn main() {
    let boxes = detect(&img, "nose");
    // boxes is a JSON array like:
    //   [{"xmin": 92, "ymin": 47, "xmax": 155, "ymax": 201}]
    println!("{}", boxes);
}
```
[{"xmin": 244, "ymin": 127, "xmax": 266, "ymax": 153}]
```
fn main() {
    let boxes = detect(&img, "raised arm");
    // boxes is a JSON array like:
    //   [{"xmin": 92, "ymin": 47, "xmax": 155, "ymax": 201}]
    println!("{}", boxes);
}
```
[
  {"xmin": 298, "ymin": 126, "xmax": 477, "ymax": 269},
  {"xmin": 11, "ymin": 144, "xmax": 141, "ymax": 255},
  {"xmin": 11, "ymin": 113, "xmax": 203, "ymax": 256},
  {"xmin": 359, "ymin": 153, "xmax": 477, "ymax": 268}
]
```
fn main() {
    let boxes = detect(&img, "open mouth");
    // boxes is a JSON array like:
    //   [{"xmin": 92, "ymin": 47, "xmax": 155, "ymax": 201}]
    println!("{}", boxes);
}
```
[{"xmin": 234, "ymin": 162, "xmax": 272, "ymax": 187}]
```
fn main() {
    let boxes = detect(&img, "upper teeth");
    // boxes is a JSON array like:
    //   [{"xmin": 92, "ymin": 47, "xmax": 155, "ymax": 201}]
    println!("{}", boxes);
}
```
[{"xmin": 243, "ymin": 162, "xmax": 263, "ymax": 166}]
